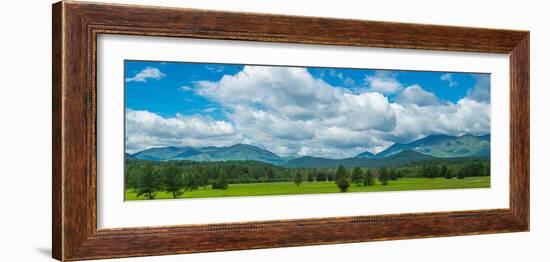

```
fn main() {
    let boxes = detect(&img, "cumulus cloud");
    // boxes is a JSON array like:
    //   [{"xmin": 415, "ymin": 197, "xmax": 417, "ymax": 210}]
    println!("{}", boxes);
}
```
[
  {"xmin": 125, "ymin": 109, "xmax": 238, "ymax": 153},
  {"xmin": 126, "ymin": 67, "xmax": 166, "ymax": 82},
  {"xmin": 364, "ymin": 71, "xmax": 403, "ymax": 94},
  {"xmin": 189, "ymin": 66, "xmax": 407, "ymax": 157},
  {"xmin": 333, "ymin": 92, "xmax": 396, "ymax": 132},
  {"xmin": 396, "ymin": 84, "xmax": 441, "ymax": 106},
  {"xmin": 440, "ymin": 73, "xmax": 458, "ymax": 87},
  {"xmin": 196, "ymin": 66, "xmax": 340, "ymax": 121},
  {"xmin": 388, "ymin": 98, "xmax": 490, "ymax": 143},
  {"xmin": 467, "ymin": 74, "xmax": 490, "ymax": 102},
  {"xmin": 127, "ymin": 66, "xmax": 491, "ymax": 158}
]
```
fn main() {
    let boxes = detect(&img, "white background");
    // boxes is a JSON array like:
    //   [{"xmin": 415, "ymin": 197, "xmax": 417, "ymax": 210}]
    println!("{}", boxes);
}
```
[
  {"xmin": 98, "ymin": 35, "xmax": 509, "ymax": 228},
  {"xmin": 0, "ymin": 0, "xmax": 547, "ymax": 261}
]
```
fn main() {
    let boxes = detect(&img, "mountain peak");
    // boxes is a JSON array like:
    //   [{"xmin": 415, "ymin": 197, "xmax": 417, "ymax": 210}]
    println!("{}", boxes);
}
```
[
  {"xmin": 229, "ymin": 143, "xmax": 257, "ymax": 149},
  {"xmin": 424, "ymin": 134, "xmax": 454, "ymax": 139},
  {"xmin": 131, "ymin": 146, "xmax": 197, "ymax": 160},
  {"xmin": 415, "ymin": 134, "xmax": 455, "ymax": 143},
  {"xmin": 355, "ymin": 151, "xmax": 375, "ymax": 158},
  {"xmin": 375, "ymin": 133, "xmax": 490, "ymax": 158}
]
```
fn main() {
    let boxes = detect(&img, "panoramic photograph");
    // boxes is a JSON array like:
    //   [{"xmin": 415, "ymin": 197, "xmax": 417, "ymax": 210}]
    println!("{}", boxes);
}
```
[{"xmin": 124, "ymin": 60, "xmax": 491, "ymax": 201}]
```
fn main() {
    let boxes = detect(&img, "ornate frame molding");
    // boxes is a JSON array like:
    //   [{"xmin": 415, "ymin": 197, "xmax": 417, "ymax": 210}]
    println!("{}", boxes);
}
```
[{"xmin": 53, "ymin": 1, "xmax": 529, "ymax": 261}]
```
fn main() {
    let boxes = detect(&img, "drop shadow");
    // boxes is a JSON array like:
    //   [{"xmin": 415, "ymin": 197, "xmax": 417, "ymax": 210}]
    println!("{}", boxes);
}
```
[{"xmin": 36, "ymin": 247, "xmax": 51, "ymax": 258}]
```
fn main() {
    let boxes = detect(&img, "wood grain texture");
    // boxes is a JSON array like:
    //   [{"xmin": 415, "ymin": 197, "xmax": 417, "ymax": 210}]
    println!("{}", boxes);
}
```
[
  {"xmin": 509, "ymin": 35, "xmax": 530, "ymax": 226},
  {"xmin": 52, "ymin": 1, "xmax": 530, "ymax": 261},
  {"xmin": 52, "ymin": 2, "xmax": 63, "ymax": 260}
]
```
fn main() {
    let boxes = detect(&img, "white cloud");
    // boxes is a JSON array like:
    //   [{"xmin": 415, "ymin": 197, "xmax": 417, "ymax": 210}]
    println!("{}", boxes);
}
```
[
  {"xmin": 329, "ymin": 69, "xmax": 355, "ymax": 86},
  {"xmin": 467, "ymin": 74, "xmax": 490, "ymax": 102},
  {"xmin": 202, "ymin": 107, "xmax": 219, "ymax": 113},
  {"xmin": 334, "ymin": 92, "xmax": 396, "ymax": 132},
  {"xmin": 127, "ymin": 66, "xmax": 491, "ymax": 158},
  {"xmin": 343, "ymin": 77, "xmax": 356, "ymax": 87},
  {"xmin": 196, "ymin": 66, "xmax": 339, "ymax": 121},
  {"xmin": 125, "ymin": 109, "xmax": 238, "ymax": 153},
  {"xmin": 329, "ymin": 69, "xmax": 344, "ymax": 79},
  {"xmin": 205, "ymin": 65, "xmax": 226, "ymax": 73},
  {"xmin": 179, "ymin": 85, "xmax": 192, "ymax": 91},
  {"xmin": 388, "ymin": 97, "xmax": 490, "ymax": 143},
  {"xmin": 190, "ymin": 66, "xmax": 407, "ymax": 157},
  {"xmin": 364, "ymin": 71, "xmax": 402, "ymax": 94},
  {"xmin": 440, "ymin": 73, "xmax": 458, "ymax": 87},
  {"xmin": 126, "ymin": 67, "xmax": 166, "ymax": 82},
  {"xmin": 396, "ymin": 84, "xmax": 441, "ymax": 106}
]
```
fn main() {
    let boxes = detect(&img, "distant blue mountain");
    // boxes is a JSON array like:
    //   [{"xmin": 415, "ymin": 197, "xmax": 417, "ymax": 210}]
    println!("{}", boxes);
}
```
[
  {"xmin": 183, "ymin": 144, "xmax": 286, "ymax": 165},
  {"xmin": 131, "ymin": 144, "xmax": 285, "ymax": 165},
  {"xmin": 124, "ymin": 152, "xmax": 136, "ymax": 159},
  {"xmin": 128, "ymin": 133, "xmax": 490, "ymax": 167},
  {"xmin": 173, "ymin": 148, "xmax": 203, "ymax": 158},
  {"xmin": 355, "ymin": 151, "xmax": 375, "ymax": 158},
  {"xmin": 131, "ymin": 146, "xmax": 196, "ymax": 161},
  {"xmin": 285, "ymin": 150, "xmax": 434, "ymax": 168},
  {"xmin": 479, "ymin": 134, "xmax": 491, "ymax": 142},
  {"xmin": 370, "ymin": 134, "xmax": 490, "ymax": 158}
]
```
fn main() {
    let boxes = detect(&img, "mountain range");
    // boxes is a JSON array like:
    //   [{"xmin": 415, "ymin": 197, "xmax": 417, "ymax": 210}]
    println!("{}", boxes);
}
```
[
  {"xmin": 126, "ymin": 134, "xmax": 490, "ymax": 168},
  {"xmin": 131, "ymin": 144, "xmax": 289, "ymax": 165},
  {"xmin": 357, "ymin": 134, "xmax": 490, "ymax": 158}
]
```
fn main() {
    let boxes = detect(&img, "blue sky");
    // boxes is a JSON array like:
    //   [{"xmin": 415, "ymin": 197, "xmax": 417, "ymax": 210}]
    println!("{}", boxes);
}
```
[
  {"xmin": 125, "ymin": 60, "xmax": 490, "ymax": 157},
  {"xmin": 125, "ymin": 61, "xmax": 242, "ymax": 120},
  {"xmin": 125, "ymin": 61, "xmax": 481, "ymax": 120}
]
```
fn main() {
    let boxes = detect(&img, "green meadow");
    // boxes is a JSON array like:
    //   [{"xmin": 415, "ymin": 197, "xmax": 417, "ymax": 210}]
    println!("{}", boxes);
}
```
[{"xmin": 125, "ymin": 176, "xmax": 490, "ymax": 200}]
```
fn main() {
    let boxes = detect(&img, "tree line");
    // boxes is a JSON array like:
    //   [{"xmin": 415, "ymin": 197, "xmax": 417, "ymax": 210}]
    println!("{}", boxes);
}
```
[
  {"xmin": 125, "ymin": 159, "xmax": 490, "ymax": 198},
  {"xmin": 420, "ymin": 162, "xmax": 488, "ymax": 179},
  {"xmin": 317, "ymin": 165, "xmax": 400, "ymax": 192}
]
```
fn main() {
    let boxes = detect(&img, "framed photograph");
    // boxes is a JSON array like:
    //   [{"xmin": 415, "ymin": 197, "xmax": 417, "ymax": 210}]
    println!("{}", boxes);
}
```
[{"xmin": 52, "ymin": 1, "xmax": 529, "ymax": 261}]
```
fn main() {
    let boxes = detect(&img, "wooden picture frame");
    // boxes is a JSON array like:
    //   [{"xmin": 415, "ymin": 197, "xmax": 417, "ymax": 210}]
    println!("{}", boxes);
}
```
[{"xmin": 52, "ymin": 1, "xmax": 529, "ymax": 261}]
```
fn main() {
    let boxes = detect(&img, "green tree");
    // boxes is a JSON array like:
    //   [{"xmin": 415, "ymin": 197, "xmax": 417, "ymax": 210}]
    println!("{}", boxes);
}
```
[
  {"xmin": 441, "ymin": 165, "xmax": 452, "ymax": 179},
  {"xmin": 198, "ymin": 169, "xmax": 209, "ymax": 189},
  {"xmin": 124, "ymin": 166, "xmax": 139, "ymax": 189},
  {"xmin": 435, "ymin": 165, "xmax": 442, "ymax": 178},
  {"xmin": 190, "ymin": 171, "xmax": 202, "ymax": 190},
  {"xmin": 248, "ymin": 166, "xmax": 259, "ymax": 181},
  {"xmin": 258, "ymin": 174, "xmax": 268, "ymax": 183},
  {"xmin": 162, "ymin": 165, "xmax": 185, "ymax": 198},
  {"xmin": 212, "ymin": 169, "xmax": 229, "ymax": 189},
  {"xmin": 461, "ymin": 162, "xmax": 484, "ymax": 177},
  {"xmin": 457, "ymin": 169, "xmax": 466, "ymax": 179},
  {"xmin": 471, "ymin": 162, "xmax": 484, "ymax": 177},
  {"xmin": 294, "ymin": 171, "xmax": 304, "ymax": 186},
  {"xmin": 351, "ymin": 167, "xmax": 363, "ymax": 186},
  {"xmin": 266, "ymin": 166, "xmax": 275, "ymax": 180},
  {"xmin": 433, "ymin": 165, "xmax": 440, "ymax": 178},
  {"xmin": 363, "ymin": 169, "xmax": 375, "ymax": 186},
  {"xmin": 335, "ymin": 165, "xmax": 350, "ymax": 192},
  {"xmin": 327, "ymin": 171, "xmax": 335, "ymax": 181},
  {"xmin": 378, "ymin": 167, "xmax": 390, "ymax": 185},
  {"xmin": 136, "ymin": 164, "xmax": 162, "ymax": 199},
  {"xmin": 307, "ymin": 171, "xmax": 314, "ymax": 182},
  {"xmin": 421, "ymin": 164, "xmax": 428, "ymax": 178},
  {"xmin": 389, "ymin": 168, "xmax": 398, "ymax": 181},
  {"xmin": 396, "ymin": 169, "xmax": 404, "ymax": 179},
  {"xmin": 316, "ymin": 171, "xmax": 327, "ymax": 182}
]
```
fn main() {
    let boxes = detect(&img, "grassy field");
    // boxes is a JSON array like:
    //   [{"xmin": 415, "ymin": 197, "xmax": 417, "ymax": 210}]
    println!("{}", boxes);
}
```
[{"xmin": 125, "ymin": 176, "xmax": 490, "ymax": 200}]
